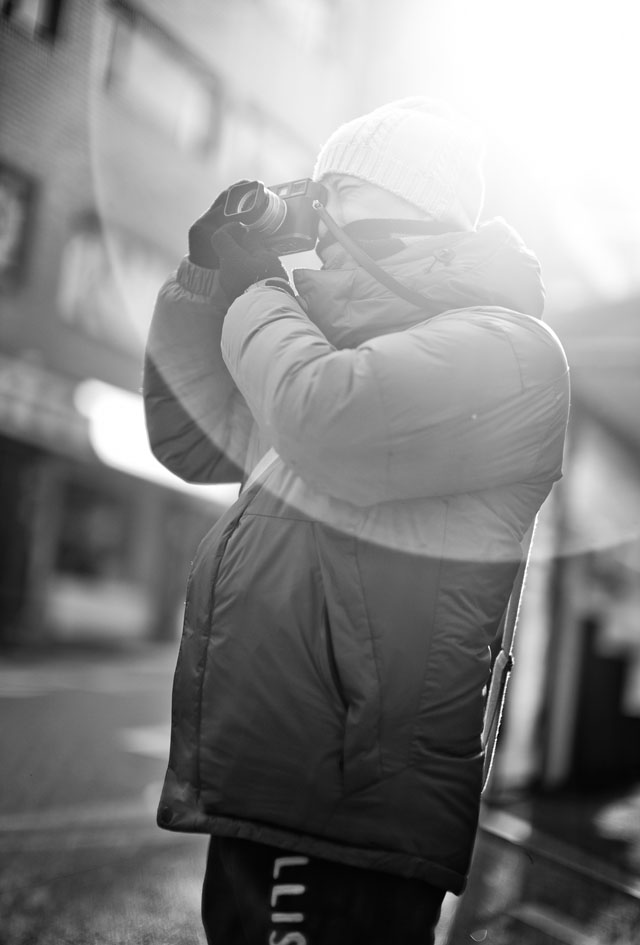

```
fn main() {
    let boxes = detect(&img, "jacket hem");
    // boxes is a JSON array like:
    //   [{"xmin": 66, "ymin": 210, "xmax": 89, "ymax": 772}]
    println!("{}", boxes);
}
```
[{"xmin": 157, "ymin": 808, "xmax": 466, "ymax": 894}]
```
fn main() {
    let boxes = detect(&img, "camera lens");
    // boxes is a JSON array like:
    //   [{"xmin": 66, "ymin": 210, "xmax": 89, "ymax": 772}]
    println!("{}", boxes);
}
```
[
  {"xmin": 236, "ymin": 190, "xmax": 259, "ymax": 213},
  {"xmin": 248, "ymin": 187, "xmax": 287, "ymax": 236},
  {"xmin": 224, "ymin": 180, "xmax": 287, "ymax": 236},
  {"xmin": 224, "ymin": 182, "xmax": 262, "ymax": 218}
]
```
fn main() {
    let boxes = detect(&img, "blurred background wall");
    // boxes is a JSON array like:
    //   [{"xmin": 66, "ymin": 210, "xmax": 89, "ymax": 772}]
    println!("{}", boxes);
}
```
[{"xmin": 1, "ymin": 0, "xmax": 639, "ymax": 796}]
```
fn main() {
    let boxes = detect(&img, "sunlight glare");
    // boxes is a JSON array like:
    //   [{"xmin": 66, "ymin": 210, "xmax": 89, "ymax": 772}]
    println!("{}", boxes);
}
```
[{"xmin": 74, "ymin": 379, "xmax": 240, "ymax": 507}]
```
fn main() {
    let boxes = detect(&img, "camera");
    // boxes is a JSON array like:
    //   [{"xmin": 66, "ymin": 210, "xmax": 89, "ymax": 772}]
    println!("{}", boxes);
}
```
[{"xmin": 223, "ymin": 178, "xmax": 327, "ymax": 255}]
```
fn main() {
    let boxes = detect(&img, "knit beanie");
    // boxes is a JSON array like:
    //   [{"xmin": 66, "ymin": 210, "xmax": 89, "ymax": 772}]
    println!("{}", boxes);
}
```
[{"xmin": 313, "ymin": 98, "xmax": 485, "ymax": 226}]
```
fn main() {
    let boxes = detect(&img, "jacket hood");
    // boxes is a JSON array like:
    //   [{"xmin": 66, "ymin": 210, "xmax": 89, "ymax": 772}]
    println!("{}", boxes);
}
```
[{"xmin": 293, "ymin": 218, "xmax": 545, "ymax": 348}]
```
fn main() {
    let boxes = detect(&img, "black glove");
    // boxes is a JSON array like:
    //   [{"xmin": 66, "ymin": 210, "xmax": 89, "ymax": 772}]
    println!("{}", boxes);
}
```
[
  {"xmin": 188, "ymin": 181, "xmax": 249, "ymax": 269},
  {"xmin": 211, "ymin": 224, "xmax": 291, "ymax": 303}
]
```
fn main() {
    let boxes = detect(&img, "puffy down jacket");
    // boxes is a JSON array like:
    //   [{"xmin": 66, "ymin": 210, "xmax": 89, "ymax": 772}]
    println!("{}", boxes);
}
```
[{"xmin": 144, "ymin": 218, "xmax": 570, "ymax": 893}]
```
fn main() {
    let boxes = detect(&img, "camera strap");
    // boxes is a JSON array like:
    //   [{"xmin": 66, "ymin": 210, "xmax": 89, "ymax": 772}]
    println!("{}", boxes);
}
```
[{"xmin": 312, "ymin": 201, "xmax": 441, "ymax": 310}]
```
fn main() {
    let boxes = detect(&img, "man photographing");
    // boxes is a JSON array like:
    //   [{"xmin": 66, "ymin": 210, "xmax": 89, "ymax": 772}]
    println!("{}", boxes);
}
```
[{"xmin": 144, "ymin": 98, "xmax": 570, "ymax": 944}]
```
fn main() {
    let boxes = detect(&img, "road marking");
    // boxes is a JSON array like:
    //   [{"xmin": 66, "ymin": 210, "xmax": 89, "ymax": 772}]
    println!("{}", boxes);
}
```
[
  {"xmin": 0, "ymin": 670, "xmax": 164, "ymax": 697},
  {"xmin": 0, "ymin": 649, "xmax": 176, "ymax": 698},
  {"xmin": 0, "ymin": 797, "xmax": 155, "ymax": 833},
  {"xmin": 0, "ymin": 787, "xmax": 205, "ymax": 853},
  {"xmin": 0, "ymin": 687, "xmax": 53, "ymax": 698}
]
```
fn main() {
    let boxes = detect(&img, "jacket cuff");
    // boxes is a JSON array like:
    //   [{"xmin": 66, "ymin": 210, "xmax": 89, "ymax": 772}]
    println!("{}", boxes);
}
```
[{"xmin": 176, "ymin": 256, "xmax": 222, "ymax": 297}]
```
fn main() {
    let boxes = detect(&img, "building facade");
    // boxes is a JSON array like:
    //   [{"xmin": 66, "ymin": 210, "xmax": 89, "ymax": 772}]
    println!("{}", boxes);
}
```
[{"xmin": 0, "ymin": 0, "xmax": 361, "ymax": 644}]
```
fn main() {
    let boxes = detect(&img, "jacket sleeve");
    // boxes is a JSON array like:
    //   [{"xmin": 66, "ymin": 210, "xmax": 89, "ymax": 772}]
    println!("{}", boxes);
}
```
[
  {"xmin": 221, "ymin": 286, "xmax": 570, "ymax": 506},
  {"xmin": 143, "ymin": 258, "xmax": 254, "ymax": 484}
]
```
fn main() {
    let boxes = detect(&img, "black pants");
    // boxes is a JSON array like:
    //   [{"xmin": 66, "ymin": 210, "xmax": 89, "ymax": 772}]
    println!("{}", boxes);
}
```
[{"xmin": 202, "ymin": 836, "xmax": 446, "ymax": 945}]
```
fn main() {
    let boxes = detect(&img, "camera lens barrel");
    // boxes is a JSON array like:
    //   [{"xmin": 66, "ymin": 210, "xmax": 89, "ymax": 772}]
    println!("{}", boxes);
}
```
[
  {"xmin": 248, "ymin": 187, "xmax": 287, "ymax": 236},
  {"xmin": 224, "ymin": 181, "xmax": 287, "ymax": 235}
]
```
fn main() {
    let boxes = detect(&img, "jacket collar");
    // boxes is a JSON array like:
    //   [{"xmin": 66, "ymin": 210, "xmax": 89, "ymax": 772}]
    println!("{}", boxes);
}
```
[
  {"xmin": 315, "ymin": 217, "xmax": 460, "ymax": 262},
  {"xmin": 292, "ymin": 218, "xmax": 545, "ymax": 349}
]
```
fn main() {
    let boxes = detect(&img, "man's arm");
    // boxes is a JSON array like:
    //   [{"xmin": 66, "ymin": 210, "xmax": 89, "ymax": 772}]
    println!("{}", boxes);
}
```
[
  {"xmin": 143, "ymin": 258, "xmax": 254, "ymax": 484},
  {"xmin": 221, "ymin": 287, "xmax": 570, "ymax": 506}
]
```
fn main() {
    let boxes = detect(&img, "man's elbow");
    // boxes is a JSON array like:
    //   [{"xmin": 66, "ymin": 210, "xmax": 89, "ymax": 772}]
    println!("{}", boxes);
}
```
[{"xmin": 146, "ymin": 423, "xmax": 243, "ymax": 485}]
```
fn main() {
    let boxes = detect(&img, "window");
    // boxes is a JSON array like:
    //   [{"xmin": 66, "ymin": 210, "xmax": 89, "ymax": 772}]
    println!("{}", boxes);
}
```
[
  {"xmin": 1, "ymin": 0, "xmax": 62, "ymax": 39},
  {"xmin": 105, "ymin": 2, "xmax": 220, "ymax": 155},
  {"xmin": 57, "ymin": 212, "xmax": 171, "ymax": 355},
  {"xmin": 268, "ymin": 0, "xmax": 336, "ymax": 55},
  {"xmin": 46, "ymin": 475, "xmax": 153, "ymax": 641},
  {"xmin": 55, "ymin": 480, "xmax": 132, "ymax": 579},
  {"xmin": 216, "ymin": 103, "xmax": 313, "ymax": 185},
  {"xmin": 0, "ymin": 161, "xmax": 36, "ymax": 290}
]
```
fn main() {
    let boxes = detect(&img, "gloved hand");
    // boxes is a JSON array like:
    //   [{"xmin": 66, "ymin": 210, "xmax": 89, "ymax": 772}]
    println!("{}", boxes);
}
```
[
  {"xmin": 211, "ymin": 224, "xmax": 292, "ymax": 303},
  {"xmin": 188, "ymin": 181, "xmax": 248, "ymax": 269}
]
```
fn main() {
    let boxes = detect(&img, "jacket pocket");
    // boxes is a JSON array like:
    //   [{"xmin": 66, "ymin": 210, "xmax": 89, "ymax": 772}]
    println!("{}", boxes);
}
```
[
  {"xmin": 315, "ymin": 526, "xmax": 383, "ymax": 795},
  {"xmin": 322, "ymin": 603, "xmax": 348, "ymax": 714}
]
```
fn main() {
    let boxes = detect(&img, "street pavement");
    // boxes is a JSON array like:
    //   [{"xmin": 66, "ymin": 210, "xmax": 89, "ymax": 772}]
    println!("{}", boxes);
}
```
[
  {"xmin": 1, "ymin": 643, "xmax": 640, "ymax": 944},
  {"xmin": 0, "ymin": 642, "xmax": 209, "ymax": 945}
]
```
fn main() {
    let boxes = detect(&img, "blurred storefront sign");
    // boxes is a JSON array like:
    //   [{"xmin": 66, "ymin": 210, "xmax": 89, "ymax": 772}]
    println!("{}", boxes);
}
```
[
  {"xmin": 0, "ymin": 353, "xmax": 92, "ymax": 459},
  {"xmin": 0, "ymin": 353, "xmax": 239, "ymax": 504}
]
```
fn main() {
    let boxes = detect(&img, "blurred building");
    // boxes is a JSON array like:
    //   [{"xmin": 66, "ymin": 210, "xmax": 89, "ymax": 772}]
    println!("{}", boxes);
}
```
[
  {"xmin": 0, "ymin": 0, "xmax": 360, "ymax": 645},
  {"xmin": 497, "ymin": 295, "xmax": 640, "ymax": 794}
]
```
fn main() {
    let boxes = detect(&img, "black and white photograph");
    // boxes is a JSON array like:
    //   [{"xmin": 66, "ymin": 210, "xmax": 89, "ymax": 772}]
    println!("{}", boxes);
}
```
[{"xmin": 1, "ymin": 1, "xmax": 639, "ymax": 943}]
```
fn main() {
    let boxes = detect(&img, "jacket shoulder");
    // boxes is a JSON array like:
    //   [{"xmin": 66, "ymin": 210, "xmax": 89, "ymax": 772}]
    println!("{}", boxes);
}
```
[{"xmin": 421, "ymin": 305, "xmax": 569, "ymax": 389}]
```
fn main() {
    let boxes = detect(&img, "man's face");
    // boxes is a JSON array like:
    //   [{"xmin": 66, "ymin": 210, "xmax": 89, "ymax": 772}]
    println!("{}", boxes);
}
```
[{"xmin": 318, "ymin": 174, "xmax": 428, "ymax": 238}]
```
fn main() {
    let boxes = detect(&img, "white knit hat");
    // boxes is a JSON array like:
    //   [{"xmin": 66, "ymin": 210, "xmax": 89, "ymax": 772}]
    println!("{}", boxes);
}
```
[{"xmin": 313, "ymin": 97, "xmax": 485, "ymax": 226}]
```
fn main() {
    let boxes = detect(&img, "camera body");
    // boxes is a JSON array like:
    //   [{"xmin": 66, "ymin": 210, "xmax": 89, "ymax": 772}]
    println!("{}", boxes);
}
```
[{"xmin": 223, "ymin": 178, "xmax": 327, "ymax": 255}]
